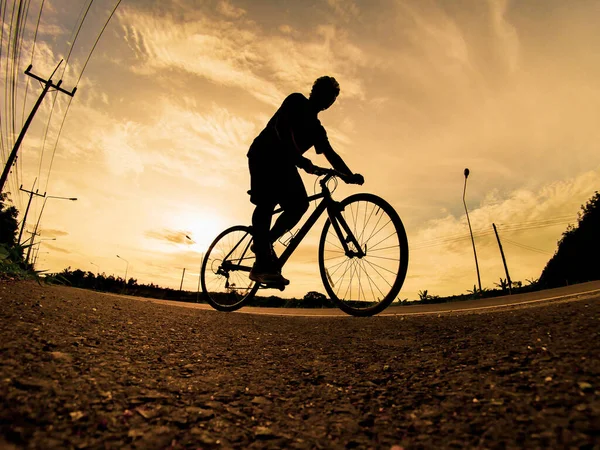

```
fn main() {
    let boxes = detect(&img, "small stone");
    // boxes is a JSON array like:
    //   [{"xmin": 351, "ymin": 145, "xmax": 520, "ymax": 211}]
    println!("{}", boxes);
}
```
[
  {"xmin": 135, "ymin": 406, "xmax": 158, "ymax": 420},
  {"xmin": 251, "ymin": 396, "xmax": 271, "ymax": 405},
  {"xmin": 545, "ymin": 376, "xmax": 553, "ymax": 382},
  {"xmin": 255, "ymin": 426, "xmax": 276, "ymax": 439},
  {"xmin": 50, "ymin": 351, "xmax": 73, "ymax": 362},
  {"xmin": 127, "ymin": 429, "xmax": 144, "ymax": 438},
  {"xmin": 578, "ymin": 382, "xmax": 593, "ymax": 392},
  {"xmin": 70, "ymin": 411, "xmax": 85, "ymax": 421}
]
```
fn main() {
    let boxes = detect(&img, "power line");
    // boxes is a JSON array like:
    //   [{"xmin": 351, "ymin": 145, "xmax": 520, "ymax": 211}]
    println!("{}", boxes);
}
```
[
  {"xmin": 38, "ymin": 0, "xmax": 93, "ymax": 191},
  {"xmin": 411, "ymin": 215, "xmax": 576, "ymax": 252},
  {"xmin": 44, "ymin": 0, "xmax": 123, "ymax": 192},
  {"xmin": 502, "ymin": 237, "xmax": 553, "ymax": 255}
]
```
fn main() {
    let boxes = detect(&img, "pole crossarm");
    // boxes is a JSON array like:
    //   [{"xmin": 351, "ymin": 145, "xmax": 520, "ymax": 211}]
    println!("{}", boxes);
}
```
[
  {"xmin": 17, "ymin": 181, "xmax": 46, "ymax": 245},
  {"xmin": 24, "ymin": 64, "xmax": 77, "ymax": 97},
  {"xmin": 0, "ymin": 62, "xmax": 77, "ymax": 194}
]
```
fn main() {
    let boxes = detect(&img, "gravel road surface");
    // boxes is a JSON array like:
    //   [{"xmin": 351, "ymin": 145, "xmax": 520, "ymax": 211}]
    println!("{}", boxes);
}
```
[{"xmin": 1, "ymin": 281, "xmax": 599, "ymax": 449}]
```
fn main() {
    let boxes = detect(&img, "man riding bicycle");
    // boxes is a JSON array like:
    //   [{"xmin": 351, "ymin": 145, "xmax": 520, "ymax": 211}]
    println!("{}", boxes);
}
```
[{"xmin": 247, "ymin": 76, "xmax": 364, "ymax": 285}]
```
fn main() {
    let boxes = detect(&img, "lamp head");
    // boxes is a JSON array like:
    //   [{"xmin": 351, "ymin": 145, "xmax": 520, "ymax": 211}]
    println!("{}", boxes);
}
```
[{"xmin": 464, "ymin": 168, "xmax": 470, "ymax": 178}]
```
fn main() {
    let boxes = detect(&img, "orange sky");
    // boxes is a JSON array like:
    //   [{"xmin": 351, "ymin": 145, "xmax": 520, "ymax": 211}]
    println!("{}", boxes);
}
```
[{"xmin": 1, "ymin": 0, "xmax": 599, "ymax": 300}]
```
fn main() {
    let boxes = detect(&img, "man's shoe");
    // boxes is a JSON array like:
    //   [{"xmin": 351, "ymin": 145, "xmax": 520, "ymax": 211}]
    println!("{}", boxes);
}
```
[{"xmin": 249, "ymin": 265, "xmax": 290, "ymax": 286}]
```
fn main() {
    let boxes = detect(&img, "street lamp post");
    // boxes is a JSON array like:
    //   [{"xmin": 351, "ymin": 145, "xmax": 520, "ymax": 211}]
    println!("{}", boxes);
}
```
[
  {"xmin": 463, "ymin": 168, "xmax": 482, "ymax": 294},
  {"xmin": 26, "ymin": 195, "xmax": 77, "ymax": 264},
  {"xmin": 90, "ymin": 262, "xmax": 100, "ymax": 276},
  {"xmin": 116, "ymin": 255, "xmax": 129, "ymax": 282},
  {"xmin": 31, "ymin": 237, "xmax": 56, "ymax": 269}
]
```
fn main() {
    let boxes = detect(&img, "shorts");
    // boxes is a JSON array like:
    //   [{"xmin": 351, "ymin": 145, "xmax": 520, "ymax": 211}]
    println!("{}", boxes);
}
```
[{"xmin": 248, "ymin": 155, "xmax": 307, "ymax": 208}]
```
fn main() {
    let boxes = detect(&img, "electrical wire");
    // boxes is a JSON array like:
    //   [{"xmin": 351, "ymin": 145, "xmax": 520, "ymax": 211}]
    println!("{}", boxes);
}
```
[
  {"xmin": 37, "ymin": 0, "xmax": 93, "ymax": 192},
  {"xmin": 43, "ymin": 0, "xmax": 123, "ymax": 193},
  {"xmin": 410, "ymin": 215, "xmax": 575, "ymax": 252},
  {"xmin": 501, "ymin": 237, "xmax": 553, "ymax": 255}
]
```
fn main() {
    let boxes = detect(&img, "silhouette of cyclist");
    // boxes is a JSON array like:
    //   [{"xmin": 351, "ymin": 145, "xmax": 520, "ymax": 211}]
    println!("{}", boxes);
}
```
[{"xmin": 247, "ymin": 76, "xmax": 364, "ymax": 285}]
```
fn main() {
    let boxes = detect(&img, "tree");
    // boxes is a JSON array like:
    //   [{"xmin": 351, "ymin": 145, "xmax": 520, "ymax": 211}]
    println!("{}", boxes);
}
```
[
  {"xmin": 303, "ymin": 291, "xmax": 330, "ymax": 308},
  {"xmin": 539, "ymin": 191, "xmax": 600, "ymax": 287},
  {"xmin": 0, "ymin": 192, "xmax": 19, "ymax": 248}
]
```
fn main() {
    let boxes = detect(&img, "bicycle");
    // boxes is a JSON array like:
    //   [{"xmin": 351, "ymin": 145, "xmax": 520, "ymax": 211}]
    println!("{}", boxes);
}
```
[{"xmin": 201, "ymin": 168, "xmax": 409, "ymax": 317}]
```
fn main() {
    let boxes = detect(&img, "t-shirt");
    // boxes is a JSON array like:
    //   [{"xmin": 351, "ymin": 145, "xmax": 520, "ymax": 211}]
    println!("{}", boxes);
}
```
[{"xmin": 247, "ymin": 93, "xmax": 331, "ymax": 165}]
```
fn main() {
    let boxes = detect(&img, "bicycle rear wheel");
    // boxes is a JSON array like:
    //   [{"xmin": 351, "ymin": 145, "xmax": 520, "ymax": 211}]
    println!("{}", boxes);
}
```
[
  {"xmin": 318, "ymin": 193, "xmax": 408, "ymax": 316},
  {"xmin": 201, "ymin": 225, "xmax": 259, "ymax": 312}
]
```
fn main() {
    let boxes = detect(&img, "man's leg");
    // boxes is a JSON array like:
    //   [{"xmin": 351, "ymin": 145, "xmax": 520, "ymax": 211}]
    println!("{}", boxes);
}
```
[
  {"xmin": 268, "ymin": 200, "xmax": 309, "ymax": 244},
  {"xmin": 252, "ymin": 202, "xmax": 276, "ymax": 268},
  {"xmin": 269, "ymin": 167, "xmax": 309, "ymax": 244}
]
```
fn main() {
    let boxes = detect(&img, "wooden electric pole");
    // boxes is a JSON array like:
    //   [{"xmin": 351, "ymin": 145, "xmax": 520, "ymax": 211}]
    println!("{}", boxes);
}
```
[
  {"xmin": 0, "ymin": 62, "xmax": 76, "ymax": 194},
  {"xmin": 18, "ymin": 179, "xmax": 45, "ymax": 245},
  {"xmin": 180, "ymin": 268, "xmax": 186, "ymax": 292},
  {"xmin": 493, "ymin": 223, "xmax": 512, "ymax": 294}
]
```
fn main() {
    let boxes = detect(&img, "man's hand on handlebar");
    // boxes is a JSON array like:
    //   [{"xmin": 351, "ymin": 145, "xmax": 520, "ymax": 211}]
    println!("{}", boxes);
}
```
[
  {"xmin": 346, "ymin": 173, "xmax": 364, "ymax": 185},
  {"xmin": 298, "ymin": 157, "xmax": 319, "ymax": 174},
  {"xmin": 299, "ymin": 159, "xmax": 365, "ymax": 184}
]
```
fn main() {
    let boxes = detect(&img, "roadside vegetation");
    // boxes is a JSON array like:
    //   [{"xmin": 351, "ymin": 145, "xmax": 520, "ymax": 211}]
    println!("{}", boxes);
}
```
[{"xmin": 0, "ymin": 193, "xmax": 33, "ymax": 281}]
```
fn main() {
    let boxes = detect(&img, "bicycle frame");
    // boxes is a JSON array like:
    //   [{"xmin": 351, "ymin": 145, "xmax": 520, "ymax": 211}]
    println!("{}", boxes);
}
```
[{"xmin": 221, "ymin": 174, "xmax": 366, "ymax": 277}]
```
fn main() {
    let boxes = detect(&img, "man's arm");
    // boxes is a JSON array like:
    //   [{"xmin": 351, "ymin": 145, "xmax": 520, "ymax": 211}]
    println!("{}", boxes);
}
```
[{"xmin": 318, "ymin": 144, "xmax": 364, "ymax": 185}]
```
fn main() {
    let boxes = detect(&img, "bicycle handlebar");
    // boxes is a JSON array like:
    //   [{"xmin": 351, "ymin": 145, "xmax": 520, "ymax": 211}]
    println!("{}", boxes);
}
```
[{"xmin": 311, "ymin": 166, "xmax": 362, "ymax": 185}]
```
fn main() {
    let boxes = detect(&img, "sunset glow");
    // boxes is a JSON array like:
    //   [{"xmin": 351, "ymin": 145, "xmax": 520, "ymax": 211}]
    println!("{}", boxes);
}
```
[{"xmin": 1, "ymin": 0, "xmax": 599, "ymax": 299}]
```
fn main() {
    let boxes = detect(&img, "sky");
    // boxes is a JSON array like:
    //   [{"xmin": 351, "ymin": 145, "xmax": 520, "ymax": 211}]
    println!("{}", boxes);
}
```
[{"xmin": 1, "ymin": 0, "xmax": 599, "ymax": 300}]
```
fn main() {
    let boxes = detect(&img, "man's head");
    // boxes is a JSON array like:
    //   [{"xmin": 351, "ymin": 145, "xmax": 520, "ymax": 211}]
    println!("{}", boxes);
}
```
[{"xmin": 309, "ymin": 76, "xmax": 340, "ymax": 111}]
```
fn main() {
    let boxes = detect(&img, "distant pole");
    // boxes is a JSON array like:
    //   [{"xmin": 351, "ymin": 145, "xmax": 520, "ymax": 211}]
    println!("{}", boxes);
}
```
[
  {"xmin": 493, "ymin": 223, "xmax": 512, "ymax": 294},
  {"xmin": 31, "ymin": 238, "xmax": 56, "ymax": 269},
  {"xmin": 26, "ymin": 195, "xmax": 77, "ymax": 264},
  {"xmin": 180, "ymin": 268, "xmax": 186, "ymax": 291},
  {"xmin": 463, "ymin": 168, "xmax": 482, "ymax": 294},
  {"xmin": 116, "ymin": 254, "xmax": 129, "ymax": 281},
  {"xmin": 0, "ymin": 62, "xmax": 76, "ymax": 194},
  {"xmin": 17, "ymin": 178, "xmax": 45, "ymax": 244},
  {"xmin": 91, "ymin": 262, "xmax": 100, "ymax": 276}
]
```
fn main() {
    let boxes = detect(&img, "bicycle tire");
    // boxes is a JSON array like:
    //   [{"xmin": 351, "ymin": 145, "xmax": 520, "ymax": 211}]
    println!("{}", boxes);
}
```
[
  {"xmin": 201, "ymin": 225, "xmax": 259, "ymax": 312},
  {"xmin": 318, "ymin": 193, "xmax": 409, "ymax": 316}
]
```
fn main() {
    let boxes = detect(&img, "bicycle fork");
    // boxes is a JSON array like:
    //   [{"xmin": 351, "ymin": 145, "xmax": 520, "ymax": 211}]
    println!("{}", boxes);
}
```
[{"xmin": 327, "ymin": 202, "xmax": 366, "ymax": 259}]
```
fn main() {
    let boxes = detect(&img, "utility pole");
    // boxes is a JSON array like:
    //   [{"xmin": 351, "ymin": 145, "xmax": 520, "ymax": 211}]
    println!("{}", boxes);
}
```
[
  {"xmin": 180, "ymin": 268, "xmax": 186, "ymax": 292},
  {"xmin": 18, "ymin": 179, "xmax": 45, "ymax": 245},
  {"xmin": 23, "ymin": 229, "xmax": 41, "ymax": 268},
  {"xmin": 0, "ymin": 62, "xmax": 77, "ymax": 194},
  {"xmin": 493, "ymin": 223, "xmax": 512, "ymax": 294},
  {"xmin": 463, "ymin": 168, "xmax": 482, "ymax": 294}
]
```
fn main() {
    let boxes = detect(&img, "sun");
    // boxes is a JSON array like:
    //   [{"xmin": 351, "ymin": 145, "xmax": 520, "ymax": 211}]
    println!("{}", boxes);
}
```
[{"xmin": 175, "ymin": 210, "xmax": 225, "ymax": 253}]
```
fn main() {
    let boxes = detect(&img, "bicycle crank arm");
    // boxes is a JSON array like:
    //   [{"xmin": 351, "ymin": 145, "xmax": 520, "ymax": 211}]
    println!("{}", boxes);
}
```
[{"xmin": 221, "ymin": 261, "xmax": 252, "ymax": 272}]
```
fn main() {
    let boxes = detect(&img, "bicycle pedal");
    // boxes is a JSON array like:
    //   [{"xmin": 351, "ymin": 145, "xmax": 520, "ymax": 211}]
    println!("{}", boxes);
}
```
[{"xmin": 260, "ymin": 280, "xmax": 289, "ymax": 291}]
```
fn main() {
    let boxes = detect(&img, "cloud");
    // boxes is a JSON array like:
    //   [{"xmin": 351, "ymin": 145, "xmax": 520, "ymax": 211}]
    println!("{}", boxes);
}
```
[
  {"xmin": 44, "ymin": 243, "xmax": 71, "ymax": 254},
  {"xmin": 217, "ymin": 0, "xmax": 246, "ymax": 19},
  {"xmin": 39, "ymin": 229, "xmax": 69, "ymax": 238},
  {"xmin": 145, "ymin": 228, "xmax": 194, "ymax": 245},
  {"xmin": 116, "ymin": 3, "xmax": 366, "ymax": 105},
  {"xmin": 94, "ymin": 98, "xmax": 257, "ymax": 185},
  {"xmin": 326, "ymin": 0, "xmax": 360, "ymax": 22}
]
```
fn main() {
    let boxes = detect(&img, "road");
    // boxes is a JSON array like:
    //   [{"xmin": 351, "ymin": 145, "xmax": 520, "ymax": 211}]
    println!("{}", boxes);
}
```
[
  {"xmin": 108, "ymin": 280, "xmax": 600, "ymax": 317},
  {"xmin": 1, "ymin": 280, "xmax": 599, "ymax": 449}
]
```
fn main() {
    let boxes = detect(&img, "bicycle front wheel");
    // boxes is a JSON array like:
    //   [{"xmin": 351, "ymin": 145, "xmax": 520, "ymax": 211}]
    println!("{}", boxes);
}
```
[
  {"xmin": 319, "ymin": 193, "xmax": 409, "ymax": 316},
  {"xmin": 201, "ymin": 225, "xmax": 259, "ymax": 312}
]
